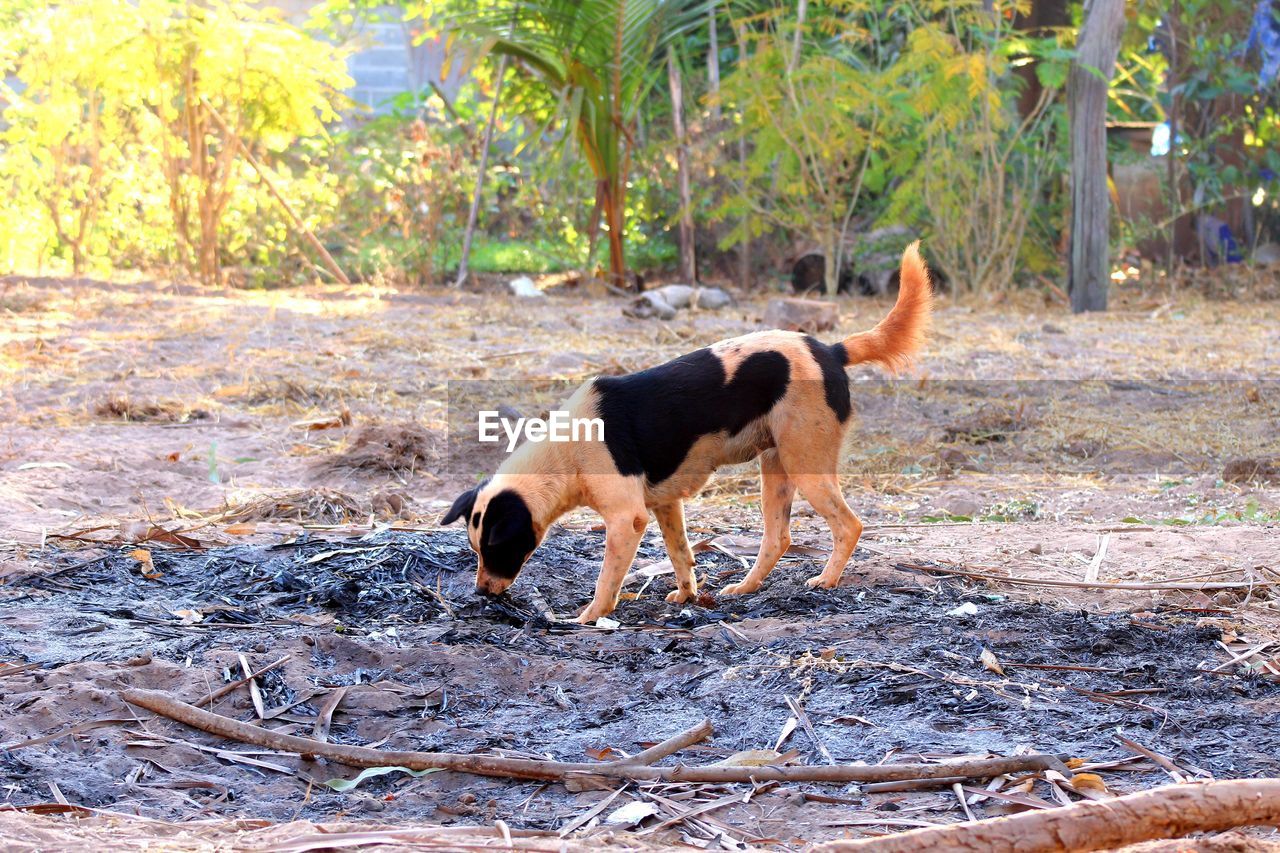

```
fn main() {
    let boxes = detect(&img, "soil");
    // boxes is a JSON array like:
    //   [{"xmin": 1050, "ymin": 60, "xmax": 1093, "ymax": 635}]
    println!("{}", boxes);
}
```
[
  {"xmin": 1, "ymin": 271, "xmax": 1279, "ymax": 848},
  {"xmin": 3, "ymin": 530, "xmax": 1280, "ymax": 846}
]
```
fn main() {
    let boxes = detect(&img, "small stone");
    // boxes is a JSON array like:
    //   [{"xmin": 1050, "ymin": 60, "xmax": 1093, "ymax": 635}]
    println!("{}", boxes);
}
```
[
  {"xmin": 623, "ymin": 292, "xmax": 677, "ymax": 321},
  {"xmin": 692, "ymin": 287, "xmax": 732, "ymax": 310},
  {"xmin": 508, "ymin": 276, "xmax": 544, "ymax": 298},
  {"xmin": 762, "ymin": 297, "xmax": 838, "ymax": 333},
  {"xmin": 1041, "ymin": 323, "xmax": 1065, "ymax": 334}
]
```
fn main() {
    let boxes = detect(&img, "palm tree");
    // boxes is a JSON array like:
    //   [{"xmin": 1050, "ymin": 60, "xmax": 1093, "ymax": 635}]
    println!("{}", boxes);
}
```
[{"xmin": 451, "ymin": 0, "xmax": 709, "ymax": 288}]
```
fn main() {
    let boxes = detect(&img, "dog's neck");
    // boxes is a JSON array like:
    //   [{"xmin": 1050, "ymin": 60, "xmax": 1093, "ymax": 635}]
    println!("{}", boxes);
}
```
[{"xmin": 491, "ymin": 439, "xmax": 582, "ymax": 533}]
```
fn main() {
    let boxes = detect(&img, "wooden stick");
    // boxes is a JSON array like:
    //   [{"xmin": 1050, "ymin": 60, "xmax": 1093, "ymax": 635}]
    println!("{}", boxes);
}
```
[
  {"xmin": 201, "ymin": 655, "xmax": 290, "ymax": 706},
  {"xmin": 120, "ymin": 689, "xmax": 1066, "ymax": 785},
  {"xmin": 200, "ymin": 98, "xmax": 351, "ymax": 286},
  {"xmin": 614, "ymin": 719, "xmax": 713, "ymax": 766},
  {"xmin": 817, "ymin": 780, "xmax": 1280, "ymax": 853}
]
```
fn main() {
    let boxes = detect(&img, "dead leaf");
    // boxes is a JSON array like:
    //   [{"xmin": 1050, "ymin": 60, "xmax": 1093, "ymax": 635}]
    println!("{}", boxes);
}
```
[
  {"xmin": 711, "ymin": 748, "xmax": 800, "ymax": 767},
  {"xmin": 130, "ymin": 549, "xmax": 161, "ymax": 580},
  {"xmin": 1068, "ymin": 773, "xmax": 1108, "ymax": 793},
  {"xmin": 980, "ymin": 647, "xmax": 1005, "ymax": 676},
  {"xmin": 584, "ymin": 746, "xmax": 620, "ymax": 761},
  {"xmin": 224, "ymin": 523, "xmax": 257, "ymax": 535},
  {"xmin": 170, "ymin": 609, "xmax": 202, "ymax": 625}
]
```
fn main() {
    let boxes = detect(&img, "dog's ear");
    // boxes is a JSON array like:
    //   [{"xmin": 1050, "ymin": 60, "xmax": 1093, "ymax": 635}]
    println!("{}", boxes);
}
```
[
  {"xmin": 440, "ymin": 486, "xmax": 479, "ymax": 526},
  {"xmin": 483, "ymin": 491, "xmax": 535, "ymax": 548}
]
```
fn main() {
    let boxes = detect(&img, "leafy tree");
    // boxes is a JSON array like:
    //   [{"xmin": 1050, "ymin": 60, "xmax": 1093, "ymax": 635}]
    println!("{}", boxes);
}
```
[
  {"xmin": 446, "ymin": 0, "xmax": 710, "ymax": 287},
  {"xmin": 0, "ymin": 0, "xmax": 351, "ymax": 282}
]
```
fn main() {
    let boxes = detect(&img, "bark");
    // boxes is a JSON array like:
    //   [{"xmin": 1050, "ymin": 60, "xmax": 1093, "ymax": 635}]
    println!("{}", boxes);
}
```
[
  {"xmin": 817, "ymin": 779, "xmax": 1280, "ymax": 853},
  {"xmin": 121, "ymin": 688, "xmax": 1066, "ymax": 786},
  {"xmin": 735, "ymin": 22, "xmax": 752, "ymax": 290},
  {"xmin": 1013, "ymin": 0, "xmax": 1071, "ymax": 118},
  {"xmin": 1067, "ymin": 0, "xmax": 1126, "ymax": 313},
  {"xmin": 602, "ymin": 178, "xmax": 627, "ymax": 290},
  {"xmin": 667, "ymin": 48, "xmax": 697, "ymax": 283},
  {"xmin": 455, "ymin": 54, "xmax": 509, "ymax": 288},
  {"xmin": 707, "ymin": 6, "xmax": 721, "ymax": 124}
]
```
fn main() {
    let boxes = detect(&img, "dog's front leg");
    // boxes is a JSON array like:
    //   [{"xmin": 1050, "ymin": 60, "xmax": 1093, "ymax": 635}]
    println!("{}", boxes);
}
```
[{"xmin": 574, "ymin": 510, "xmax": 647, "ymax": 624}]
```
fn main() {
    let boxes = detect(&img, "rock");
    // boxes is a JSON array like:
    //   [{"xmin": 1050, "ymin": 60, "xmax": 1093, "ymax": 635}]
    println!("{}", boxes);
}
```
[
  {"xmin": 1253, "ymin": 242, "xmax": 1280, "ymax": 265},
  {"xmin": 650, "ymin": 284, "xmax": 696, "ymax": 308},
  {"xmin": 508, "ymin": 276, "xmax": 543, "ymax": 298},
  {"xmin": 762, "ymin": 297, "xmax": 838, "ymax": 333},
  {"xmin": 938, "ymin": 447, "xmax": 983, "ymax": 471},
  {"xmin": 693, "ymin": 287, "xmax": 732, "ymax": 310},
  {"xmin": 623, "ymin": 292, "xmax": 677, "ymax": 321},
  {"xmin": 938, "ymin": 496, "xmax": 982, "ymax": 518},
  {"xmin": 1042, "ymin": 322, "xmax": 1065, "ymax": 334}
]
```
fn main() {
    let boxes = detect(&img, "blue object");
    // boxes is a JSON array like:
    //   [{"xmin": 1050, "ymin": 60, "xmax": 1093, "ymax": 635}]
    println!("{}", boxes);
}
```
[
  {"xmin": 1243, "ymin": 0, "xmax": 1280, "ymax": 88},
  {"xmin": 1151, "ymin": 123, "xmax": 1170, "ymax": 157}
]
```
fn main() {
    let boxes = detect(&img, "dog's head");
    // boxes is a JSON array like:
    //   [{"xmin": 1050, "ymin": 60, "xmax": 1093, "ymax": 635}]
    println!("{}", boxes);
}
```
[{"xmin": 441, "ymin": 482, "xmax": 542, "ymax": 596}]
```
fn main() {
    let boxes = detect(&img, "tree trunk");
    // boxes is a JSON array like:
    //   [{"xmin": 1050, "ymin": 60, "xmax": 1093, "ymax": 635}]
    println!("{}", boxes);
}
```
[
  {"xmin": 707, "ymin": 6, "xmax": 721, "ymax": 124},
  {"xmin": 667, "ymin": 49, "xmax": 696, "ymax": 283},
  {"xmin": 1067, "ymin": 0, "xmax": 1126, "ymax": 313},
  {"xmin": 602, "ymin": 178, "xmax": 627, "ymax": 290},
  {"xmin": 735, "ymin": 22, "xmax": 752, "ymax": 290},
  {"xmin": 455, "ymin": 55, "xmax": 509, "ymax": 288},
  {"xmin": 1014, "ymin": 0, "xmax": 1071, "ymax": 118}
]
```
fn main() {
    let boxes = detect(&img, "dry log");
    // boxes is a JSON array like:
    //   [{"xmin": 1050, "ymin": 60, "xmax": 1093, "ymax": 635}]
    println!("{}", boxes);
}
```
[
  {"xmin": 120, "ymin": 688, "xmax": 1065, "ymax": 785},
  {"xmin": 818, "ymin": 779, "xmax": 1280, "ymax": 853}
]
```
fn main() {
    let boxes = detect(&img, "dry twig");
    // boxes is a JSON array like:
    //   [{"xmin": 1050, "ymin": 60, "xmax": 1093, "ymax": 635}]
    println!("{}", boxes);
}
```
[{"xmin": 121, "ymin": 689, "xmax": 1067, "ymax": 786}]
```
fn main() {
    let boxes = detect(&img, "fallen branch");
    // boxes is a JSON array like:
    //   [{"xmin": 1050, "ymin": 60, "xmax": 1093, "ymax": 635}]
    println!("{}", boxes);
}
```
[
  {"xmin": 120, "ymin": 689, "xmax": 1066, "ymax": 785},
  {"xmin": 818, "ymin": 779, "xmax": 1280, "ymax": 853},
  {"xmin": 615, "ymin": 720, "xmax": 714, "ymax": 766},
  {"xmin": 201, "ymin": 98, "xmax": 351, "ymax": 286}
]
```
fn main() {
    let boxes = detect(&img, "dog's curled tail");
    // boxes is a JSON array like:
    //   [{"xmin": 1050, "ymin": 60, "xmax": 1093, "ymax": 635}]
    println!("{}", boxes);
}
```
[{"xmin": 840, "ymin": 241, "xmax": 932, "ymax": 372}]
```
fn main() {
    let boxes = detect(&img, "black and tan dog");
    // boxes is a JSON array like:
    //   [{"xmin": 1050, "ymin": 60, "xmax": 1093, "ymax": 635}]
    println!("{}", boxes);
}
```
[{"xmin": 443, "ymin": 243, "xmax": 932, "ymax": 623}]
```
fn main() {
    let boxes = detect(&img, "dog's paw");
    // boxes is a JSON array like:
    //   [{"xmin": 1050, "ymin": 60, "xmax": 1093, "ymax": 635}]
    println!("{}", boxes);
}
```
[
  {"xmin": 719, "ymin": 581, "xmax": 757, "ymax": 596},
  {"xmin": 573, "ymin": 605, "xmax": 613, "ymax": 625},
  {"xmin": 665, "ymin": 587, "xmax": 695, "ymax": 604},
  {"xmin": 805, "ymin": 574, "xmax": 840, "ymax": 589}
]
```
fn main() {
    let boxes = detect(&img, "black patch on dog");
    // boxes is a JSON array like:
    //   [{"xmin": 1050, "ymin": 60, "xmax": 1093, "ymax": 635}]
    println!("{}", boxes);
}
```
[
  {"xmin": 804, "ymin": 337, "xmax": 852, "ymax": 422},
  {"xmin": 470, "ymin": 512, "xmax": 480, "ymax": 529},
  {"xmin": 441, "ymin": 485, "xmax": 480, "ymax": 526},
  {"xmin": 479, "ymin": 490, "xmax": 536, "ymax": 580},
  {"xmin": 594, "ymin": 348, "xmax": 790, "ymax": 484}
]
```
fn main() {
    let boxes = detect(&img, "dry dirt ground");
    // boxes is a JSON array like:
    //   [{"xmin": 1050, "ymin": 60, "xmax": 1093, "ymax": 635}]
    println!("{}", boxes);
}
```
[{"xmin": 1, "ymin": 272, "xmax": 1279, "ymax": 850}]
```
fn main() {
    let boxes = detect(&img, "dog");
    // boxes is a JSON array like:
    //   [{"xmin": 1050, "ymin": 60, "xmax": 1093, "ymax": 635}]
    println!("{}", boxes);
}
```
[{"xmin": 442, "ymin": 243, "xmax": 932, "ymax": 623}]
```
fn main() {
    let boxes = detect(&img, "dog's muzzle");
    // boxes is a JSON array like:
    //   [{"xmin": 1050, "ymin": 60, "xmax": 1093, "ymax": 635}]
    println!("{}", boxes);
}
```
[{"xmin": 475, "ymin": 570, "xmax": 513, "ymax": 597}]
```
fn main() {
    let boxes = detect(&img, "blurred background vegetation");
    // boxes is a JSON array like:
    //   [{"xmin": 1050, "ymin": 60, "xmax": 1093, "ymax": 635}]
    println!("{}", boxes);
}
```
[{"xmin": 0, "ymin": 0, "xmax": 1277, "ymax": 296}]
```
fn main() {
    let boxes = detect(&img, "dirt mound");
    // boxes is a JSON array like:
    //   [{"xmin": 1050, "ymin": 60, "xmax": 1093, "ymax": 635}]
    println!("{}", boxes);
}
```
[
  {"xmin": 93, "ymin": 395, "xmax": 209, "ymax": 424},
  {"xmin": 215, "ymin": 488, "xmax": 367, "ymax": 525},
  {"xmin": 316, "ymin": 423, "xmax": 437, "ymax": 476},
  {"xmin": 1222, "ymin": 457, "xmax": 1280, "ymax": 485}
]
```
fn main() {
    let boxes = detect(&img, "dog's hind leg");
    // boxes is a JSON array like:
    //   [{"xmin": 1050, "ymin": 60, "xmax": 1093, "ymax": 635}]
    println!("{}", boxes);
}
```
[
  {"xmin": 654, "ymin": 501, "xmax": 698, "ymax": 603},
  {"xmin": 721, "ymin": 450, "xmax": 795, "ymax": 596},
  {"xmin": 791, "ymin": 471, "xmax": 862, "ymax": 589}
]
